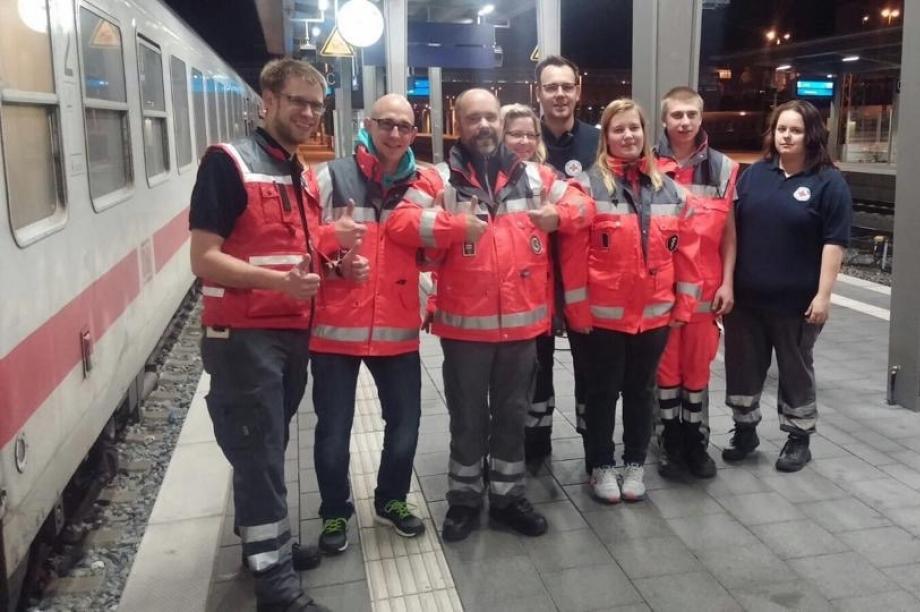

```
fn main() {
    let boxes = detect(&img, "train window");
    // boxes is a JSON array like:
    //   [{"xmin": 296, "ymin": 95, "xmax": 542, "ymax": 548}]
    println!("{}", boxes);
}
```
[
  {"xmin": 79, "ymin": 7, "xmax": 132, "ymax": 204},
  {"xmin": 137, "ymin": 37, "xmax": 169, "ymax": 180},
  {"xmin": 206, "ymin": 76, "xmax": 218, "ymax": 143},
  {"xmin": 0, "ymin": 0, "xmax": 67, "ymax": 243},
  {"xmin": 191, "ymin": 68, "xmax": 207, "ymax": 157},
  {"xmin": 170, "ymin": 56, "xmax": 192, "ymax": 168}
]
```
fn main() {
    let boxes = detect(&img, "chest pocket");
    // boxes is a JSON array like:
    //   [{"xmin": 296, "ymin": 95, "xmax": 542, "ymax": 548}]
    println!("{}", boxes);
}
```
[{"xmin": 260, "ymin": 182, "xmax": 300, "ymax": 225}]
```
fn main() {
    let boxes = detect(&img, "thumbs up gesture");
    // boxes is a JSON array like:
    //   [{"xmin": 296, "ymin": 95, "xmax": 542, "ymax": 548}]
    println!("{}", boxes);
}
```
[
  {"xmin": 461, "ymin": 196, "xmax": 488, "ymax": 243},
  {"xmin": 334, "ymin": 198, "xmax": 367, "ymax": 248},
  {"xmin": 279, "ymin": 253, "xmax": 321, "ymax": 299},
  {"xmin": 527, "ymin": 191, "xmax": 560, "ymax": 232},
  {"xmin": 339, "ymin": 238, "xmax": 370, "ymax": 284}
]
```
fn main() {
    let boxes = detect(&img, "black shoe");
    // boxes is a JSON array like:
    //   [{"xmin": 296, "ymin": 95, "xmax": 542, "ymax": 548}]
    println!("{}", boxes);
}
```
[
  {"xmin": 375, "ymin": 500, "xmax": 426, "ymax": 537},
  {"xmin": 525, "ymin": 428, "xmax": 552, "ymax": 467},
  {"xmin": 657, "ymin": 421, "xmax": 686, "ymax": 480},
  {"xmin": 776, "ymin": 435, "xmax": 812, "ymax": 472},
  {"xmin": 685, "ymin": 444, "xmax": 717, "ymax": 478},
  {"xmin": 318, "ymin": 517, "xmax": 348, "ymax": 554},
  {"xmin": 442, "ymin": 505, "xmax": 480, "ymax": 542},
  {"xmin": 489, "ymin": 498, "xmax": 548, "ymax": 537},
  {"xmin": 721, "ymin": 425, "xmax": 760, "ymax": 461},
  {"xmin": 257, "ymin": 594, "xmax": 331, "ymax": 612},
  {"xmin": 242, "ymin": 542, "xmax": 322, "ymax": 572}
]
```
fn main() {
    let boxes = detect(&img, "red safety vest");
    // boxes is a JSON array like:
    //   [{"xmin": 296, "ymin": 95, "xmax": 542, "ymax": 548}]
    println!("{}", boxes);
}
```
[
  {"xmin": 200, "ymin": 133, "xmax": 320, "ymax": 330},
  {"xmin": 309, "ymin": 146, "xmax": 441, "ymax": 356}
]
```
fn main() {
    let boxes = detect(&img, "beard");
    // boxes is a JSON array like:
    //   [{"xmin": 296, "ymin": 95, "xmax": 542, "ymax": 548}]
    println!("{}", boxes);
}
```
[{"xmin": 471, "ymin": 127, "xmax": 498, "ymax": 156}]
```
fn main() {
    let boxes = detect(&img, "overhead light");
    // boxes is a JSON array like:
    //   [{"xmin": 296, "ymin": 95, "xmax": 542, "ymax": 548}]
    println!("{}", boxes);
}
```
[
  {"xmin": 318, "ymin": 0, "xmax": 329, "ymax": 10},
  {"xmin": 311, "ymin": 26, "xmax": 322, "ymax": 37},
  {"xmin": 478, "ymin": 4, "xmax": 495, "ymax": 16},
  {"xmin": 783, "ymin": 33, "xmax": 791, "ymax": 40},
  {"xmin": 862, "ymin": 14, "xmax": 869, "ymax": 22},
  {"xmin": 842, "ymin": 55, "xmax": 860, "ymax": 62},
  {"xmin": 337, "ymin": 0, "xmax": 384, "ymax": 47},
  {"xmin": 776, "ymin": 64, "xmax": 792, "ymax": 71},
  {"xmin": 765, "ymin": 30, "xmax": 776, "ymax": 41},
  {"xmin": 17, "ymin": 0, "xmax": 48, "ymax": 33},
  {"xmin": 826, "ymin": 73, "xmax": 834, "ymax": 78}
]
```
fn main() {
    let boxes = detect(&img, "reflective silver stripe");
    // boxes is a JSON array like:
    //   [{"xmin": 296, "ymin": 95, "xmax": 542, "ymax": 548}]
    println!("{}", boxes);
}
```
[
  {"xmin": 248, "ymin": 539, "xmax": 293, "ymax": 572},
  {"xmin": 315, "ymin": 164, "xmax": 334, "ymax": 220},
  {"xmin": 591, "ymin": 305, "xmax": 625, "ymax": 320},
  {"xmin": 651, "ymin": 203, "xmax": 680, "ymax": 216},
  {"xmin": 727, "ymin": 394, "xmax": 760, "ymax": 408},
  {"xmin": 676, "ymin": 282, "xmax": 702, "ymax": 299},
  {"xmin": 658, "ymin": 387, "xmax": 680, "ymax": 400},
  {"xmin": 547, "ymin": 179, "xmax": 568, "ymax": 204},
  {"xmin": 659, "ymin": 407, "xmax": 678, "ymax": 420},
  {"xmin": 682, "ymin": 409, "xmax": 703, "ymax": 423},
  {"xmin": 719, "ymin": 157, "xmax": 735, "ymax": 196},
  {"xmin": 220, "ymin": 143, "xmax": 252, "ymax": 174},
  {"xmin": 380, "ymin": 209, "xmax": 393, "ymax": 224},
  {"xmin": 565, "ymin": 287, "xmax": 587, "ymax": 304},
  {"xmin": 490, "ymin": 457, "xmax": 524, "ymax": 476},
  {"xmin": 202, "ymin": 286, "xmax": 225, "ymax": 298},
  {"xmin": 779, "ymin": 400, "xmax": 818, "ymax": 418},
  {"xmin": 312, "ymin": 325, "xmax": 371, "ymax": 342},
  {"xmin": 524, "ymin": 161, "xmax": 544, "ymax": 196},
  {"xmin": 404, "ymin": 187, "xmax": 434, "ymax": 207},
  {"xmin": 643, "ymin": 302, "xmax": 673, "ymax": 318},
  {"xmin": 435, "ymin": 162, "xmax": 450, "ymax": 184},
  {"xmin": 501, "ymin": 305, "xmax": 547, "ymax": 328},
  {"xmin": 448, "ymin": 476, "xmax": 483, "ymax": 492},
  {"xmin": 449, "ymin": 458, "xmax": 481, "ymax": 477},
  {"xmin": 490, "ymin": 480, "xmax": 519, "ymax": 495},
  {"xmin": 436, "ymin": 305, "xmax": 547, "ymax": 330},
  {"xmin": 531, "ymin": 400, "xmax": 551, "ymax": 415},
  {"xmin": 682, "ymin": 389, "xmax": 705, "ymax": 404},
  {"xmin": 240, "ymin": 518, "xmax": 290, "ymax": 543},
  {"xmin": 499, "ymin": 197, "xmax": 530, "ymax": 215},
  {"xmin": 224, "ymin": 143, "xmax": 294, "ymax": 185},
  {"xmin": 371, "ymin": 327, "xmax": 419, "ymax": 342},
  {"xmin": 779, "ymin": 414, "xmax": 817, "ymax": 432},
  {"xmin": 249, "ymin": 254, "xmax": 304, "ymax": 266},
  {"xmin": 735, "ymin": 407, "xmax": 762, "ymax": 423},
  {"xmin": 595, "ymin": 200, "xmax": 633, "ymax": 215},
  {"xmin": 420, "ymin": 209, "xmax": 438, "ymax": 248},
  {"xmin": 688, "ymin": 184, "xmax": 720, "ymax": 197},
  {"xmin": 695, "ymin": 301, "xmax": 713, "ymax": 313}
]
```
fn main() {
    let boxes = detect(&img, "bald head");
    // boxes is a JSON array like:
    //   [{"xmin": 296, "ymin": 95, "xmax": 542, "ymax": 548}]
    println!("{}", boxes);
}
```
[
  {"xmin": 455, "ymin": 88, "xmax": 501, "ymax": 156},
  {"xmin": 364, "ymin": 93, "xmax": 417, "ymax": 171},
  {"xmin": 371, "ymin": 93, "xmax": 413, "ymax": 119}
]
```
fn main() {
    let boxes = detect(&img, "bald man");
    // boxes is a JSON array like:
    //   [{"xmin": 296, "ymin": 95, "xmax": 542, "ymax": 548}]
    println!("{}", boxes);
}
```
[{"xmin": 310, "ymin": 94, "xmax": 441, "ymax": 554}]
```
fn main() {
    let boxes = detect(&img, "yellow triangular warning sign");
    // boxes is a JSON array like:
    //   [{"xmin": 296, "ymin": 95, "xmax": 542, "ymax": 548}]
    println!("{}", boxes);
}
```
[
  {"xmin": 320, "ymin": 27, "xmax": 355, "ymax": 58},
  {"xmin": 530, "ymin": 46, "xmax": 540, "ymax": 62},
  {"xmin": 90, "ymin": 19, "xmax": 121, "ymax": 48}
]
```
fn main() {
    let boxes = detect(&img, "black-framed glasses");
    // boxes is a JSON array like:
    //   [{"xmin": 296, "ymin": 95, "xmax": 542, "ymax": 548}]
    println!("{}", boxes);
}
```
[
  {"xmin": 371, "ymin": 117, "xmax": 415, "ymax": 135},
  {"xmin": 280, "ymin": 92, "xmax": 325, "ymax": 114}
]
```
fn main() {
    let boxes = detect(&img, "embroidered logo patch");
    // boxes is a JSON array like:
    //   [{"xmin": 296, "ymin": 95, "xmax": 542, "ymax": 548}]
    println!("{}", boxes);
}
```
[
  {"xmin": 793, "ymin": 186, "xmax": 812, "ymax": 202},
  {"xmin": 462, "ymin": 242, "xmax": 476, "ymax": 257},
  {"xmin": 530, "ymin": 235, "xmax": 544, "ymax": 255},
  {"xmin": 564, "ymin": 159, "xmax": 583, "ymax": 177},
  {"xmin": 667, "ymin": 235, "xmax": 679, "ymax": 252}
]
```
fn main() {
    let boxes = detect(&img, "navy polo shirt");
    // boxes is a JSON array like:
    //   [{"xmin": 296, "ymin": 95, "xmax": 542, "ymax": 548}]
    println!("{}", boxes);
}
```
[
  {"xmin": 733, "ymin": 158, "xmax": 853, "ymax": 314},
  {"xmin": 542, "ymin": 118, "xmax": 600, "ymax": 177}
]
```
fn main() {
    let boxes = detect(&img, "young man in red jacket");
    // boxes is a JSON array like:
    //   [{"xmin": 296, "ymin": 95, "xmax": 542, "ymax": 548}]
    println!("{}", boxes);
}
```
[
  {"xmin": 310, "ymin": 94, "xmax": 440, "ymax": 554},
  {"xmin": 653, "ymin": 86, "xmax": 739, "ymax": 480}
]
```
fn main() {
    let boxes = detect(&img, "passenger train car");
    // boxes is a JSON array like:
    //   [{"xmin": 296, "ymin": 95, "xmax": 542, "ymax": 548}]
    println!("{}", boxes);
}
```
[{"xmin": 0, "ymin": 0, "xmax": 258, "ymax": 606}]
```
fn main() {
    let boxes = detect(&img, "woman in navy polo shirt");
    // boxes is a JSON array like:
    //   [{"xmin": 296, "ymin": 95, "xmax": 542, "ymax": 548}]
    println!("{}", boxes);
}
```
[{"xmin": 721, "ymin": 100, "xmax": 852, "ymax": 473}]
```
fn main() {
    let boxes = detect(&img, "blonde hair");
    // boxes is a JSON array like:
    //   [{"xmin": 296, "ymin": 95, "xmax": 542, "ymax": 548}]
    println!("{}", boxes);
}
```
[
  {"xmin": 660, "ymin": 86, "xmax": 704, "ymax": 123},
  {"xmin": 595, "ymin": 98, "xmax": 664, "ymax": 193},
  {"xmin": 500, "ymin": 103, "xmax": 546, "ymax": 163},
  {"xmin": 259, "ymin": 58, "xmax": 327, "ymax": 94}
]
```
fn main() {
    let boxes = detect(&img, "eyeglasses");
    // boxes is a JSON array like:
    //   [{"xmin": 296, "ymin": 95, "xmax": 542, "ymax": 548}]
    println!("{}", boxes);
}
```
[
  {"xmin": 370, "ymin": 117, "xmax": 415, "ymax": 135},
  {"xmin": 540, "ymin": 82, "xmax": 577, "ymax": 94},
  {"xmin": 279, "ymin": 92, "xmax": 325, "ymax": 114},
  {"xmin": 506, "ymin": 131, "xmax": 539, "ymax": 141}
]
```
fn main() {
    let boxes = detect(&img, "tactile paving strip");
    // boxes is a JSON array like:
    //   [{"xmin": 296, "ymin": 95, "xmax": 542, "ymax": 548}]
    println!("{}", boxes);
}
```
[{"xmin": 351, "ymin": 369, "xmax": 463, "ymax": 612}]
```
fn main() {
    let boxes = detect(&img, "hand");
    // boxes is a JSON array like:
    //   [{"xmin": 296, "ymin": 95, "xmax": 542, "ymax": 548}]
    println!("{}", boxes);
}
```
[
  {"xmin": 421, "ymin": 310, "xmax": 435, "ymax": 333},
  {"xmin": 461, "ymin": 196, "xmax": 488, "ymax": 243},
  {"xmin": 527, "ymin": 202, "xmax": 560, "ymax": 232},
  {"xmin": 279, "ymin": 253, "xmax": 320, "ymax": 299},
  {"xmin": 805, "ymin": 294, "xmax": 830, "ymax": 324},
  {"xmin": 334, "ymin": 199, "xmax": 367, "ymax": 249},
  {"xmin": 340, "ymin": 239, "xmax": 370, "ymax": 284},
  {"xmin": 712, "ymin": 284, "xmax": 734, "ymax": 316}
]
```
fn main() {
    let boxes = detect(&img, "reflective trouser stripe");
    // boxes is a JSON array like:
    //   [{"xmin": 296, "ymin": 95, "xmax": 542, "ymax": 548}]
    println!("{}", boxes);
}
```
[
  {"xmin": 449, "ymin": 457, "xmax": 485, "ymax": 495},
  {"xmin": 240, "ymin": 518, "xmax": 290, "ymax": 543},
  {"xmin": 527, "ymin": 397, "xmax": 554, "ymax": 428},
  {"xmin": 682, "ymin": 389, "xmax": 705, "ymax": 404},
  {"xmin": 247, "ymin": 538, "xmax": 293, "ymax": 572},
  {"xmin": 727, "ymin": 393, "xmax": 761, "ymax": 424},
  {"xmin": 449, "ymin": 458, "xmax": 482, "ymax": 478},
  {"xmin": 489, "ymin": 457, "xmax": 525, "ymax": 498},
  {"xmin": 658, "ymin": 386, "xmax": 680, "ymax": 400},
  {"xmin": 727, "ymin": 393, "xmax": 760, "ymax": 408},
  {"xmin": 778, "ymin": 400, "xmax": 818, "ymax": 433},
  {"xmin": 682, "ymin": 409, "xmax": 703, "ymax": 423}
]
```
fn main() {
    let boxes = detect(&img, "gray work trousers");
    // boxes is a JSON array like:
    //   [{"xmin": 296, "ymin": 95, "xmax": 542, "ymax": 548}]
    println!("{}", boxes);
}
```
[
  {"xmin": 724, "ymin": 305, "xmax": 823, "ymax": 435},
  {"xmin": 441, "ymin": 338, "xmax": 537, "ymax": 509}
]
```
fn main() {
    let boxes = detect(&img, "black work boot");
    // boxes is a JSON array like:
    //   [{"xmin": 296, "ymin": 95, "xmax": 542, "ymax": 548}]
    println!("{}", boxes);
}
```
[
  {"xmin": 721, "ymin": 425, "xmax": 760, "ymax": 461},
  {"xmin": 776, "ymin": 434, "xmax": 812, "ymax": 472},
  {"xmin": 489, "ymin": 498, "xmax": 548, "ymax": 537},
  {"xmin": 657, "ymin": 420, "xmax": 686, "ymax": 480},
  {"xmin": 683, "ymin": 422, "xmax": 716, "ymax": 478},
  {"xmin": 442, "ymin": 505, "xmax": 480, "ymax": 542},
  {"xmin": 241, "ymin": 542, "xmax": 322, "ymax": 572}
]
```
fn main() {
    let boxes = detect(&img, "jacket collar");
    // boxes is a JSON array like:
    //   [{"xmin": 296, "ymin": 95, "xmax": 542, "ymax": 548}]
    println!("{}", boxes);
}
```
[
  {"xmin": 654, "ymin": 129, "xmax": 721, "ymax": 187},
  {"xmin": 254, "ymin": 127, "xmax": 296, "ymax": 163},
  {"xmin": 447, "ymin": 142, "xmax": 522, "ymax": 190}
]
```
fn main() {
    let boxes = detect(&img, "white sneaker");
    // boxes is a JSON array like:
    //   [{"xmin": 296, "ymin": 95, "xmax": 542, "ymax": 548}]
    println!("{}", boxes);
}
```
[
  {"xmin": 591, "ymin": 466, "xmax": 621, "ymax": 504},
  {"xmin": 620, "ymin": 464, "xmax": 646, "ymax": 501}
]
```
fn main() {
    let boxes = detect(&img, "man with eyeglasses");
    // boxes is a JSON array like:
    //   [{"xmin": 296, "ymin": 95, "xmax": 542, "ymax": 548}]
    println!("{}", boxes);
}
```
[
  {"xmin": 526, "ymin": 55, "xmax": 600, "ymax": 472},
  {"xmin": 309, "ymin": 93, "xmax": 440, "ymax": 555},
  {"xmin": 189, "ymin": 58, "xmax": 365, "ymax": 612}
]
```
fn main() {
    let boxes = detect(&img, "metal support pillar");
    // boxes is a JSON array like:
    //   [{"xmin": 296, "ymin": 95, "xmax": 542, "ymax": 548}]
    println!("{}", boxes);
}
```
[
  {"xmin": 362, "ymin": 63, "xmax": 377, "ymax": 111},
  {"xmin": 887, "ymin": 0, "xmax": 920, "ymax": 410},
  {"xmin": 632, "ymin": 0, "xmax": 703, "ymax": 144},
  {"xmin": 429, "ymin": 67, "xmax": 444, "ymax": 162},
  {"xmin": 536, "ymin": 0, "xmax": 561, "ymax": 60},
  {"xmin": 334, "ymin": 57, "xmax": 354, "ymax": 156},
  {"xmin": 384, "ymin": 0, "xmax": 408, "ymax": 96}
]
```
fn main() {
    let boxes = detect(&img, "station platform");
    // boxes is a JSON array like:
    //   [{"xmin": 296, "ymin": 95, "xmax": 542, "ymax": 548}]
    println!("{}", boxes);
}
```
[{"xmin": 133, "ymin": 273, "xmax": 920, "ymax": 612}]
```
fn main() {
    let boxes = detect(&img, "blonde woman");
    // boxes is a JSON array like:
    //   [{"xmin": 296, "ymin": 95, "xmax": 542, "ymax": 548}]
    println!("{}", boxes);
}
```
[{"xmin": 560, "ymin": 99, "xmax": 702, "ymax": 503}]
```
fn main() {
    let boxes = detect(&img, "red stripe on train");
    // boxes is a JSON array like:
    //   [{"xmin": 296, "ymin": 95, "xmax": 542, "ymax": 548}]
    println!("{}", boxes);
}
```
[{"xmin": 0, "ymin": 208, "xmax": 190, "ymax": 448}]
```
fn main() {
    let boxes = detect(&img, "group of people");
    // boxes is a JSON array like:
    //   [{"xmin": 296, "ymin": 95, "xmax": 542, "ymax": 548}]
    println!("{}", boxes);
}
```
[{"xmin": 189, "ymin": 54, "xmax": 852, "ymax": 611}]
